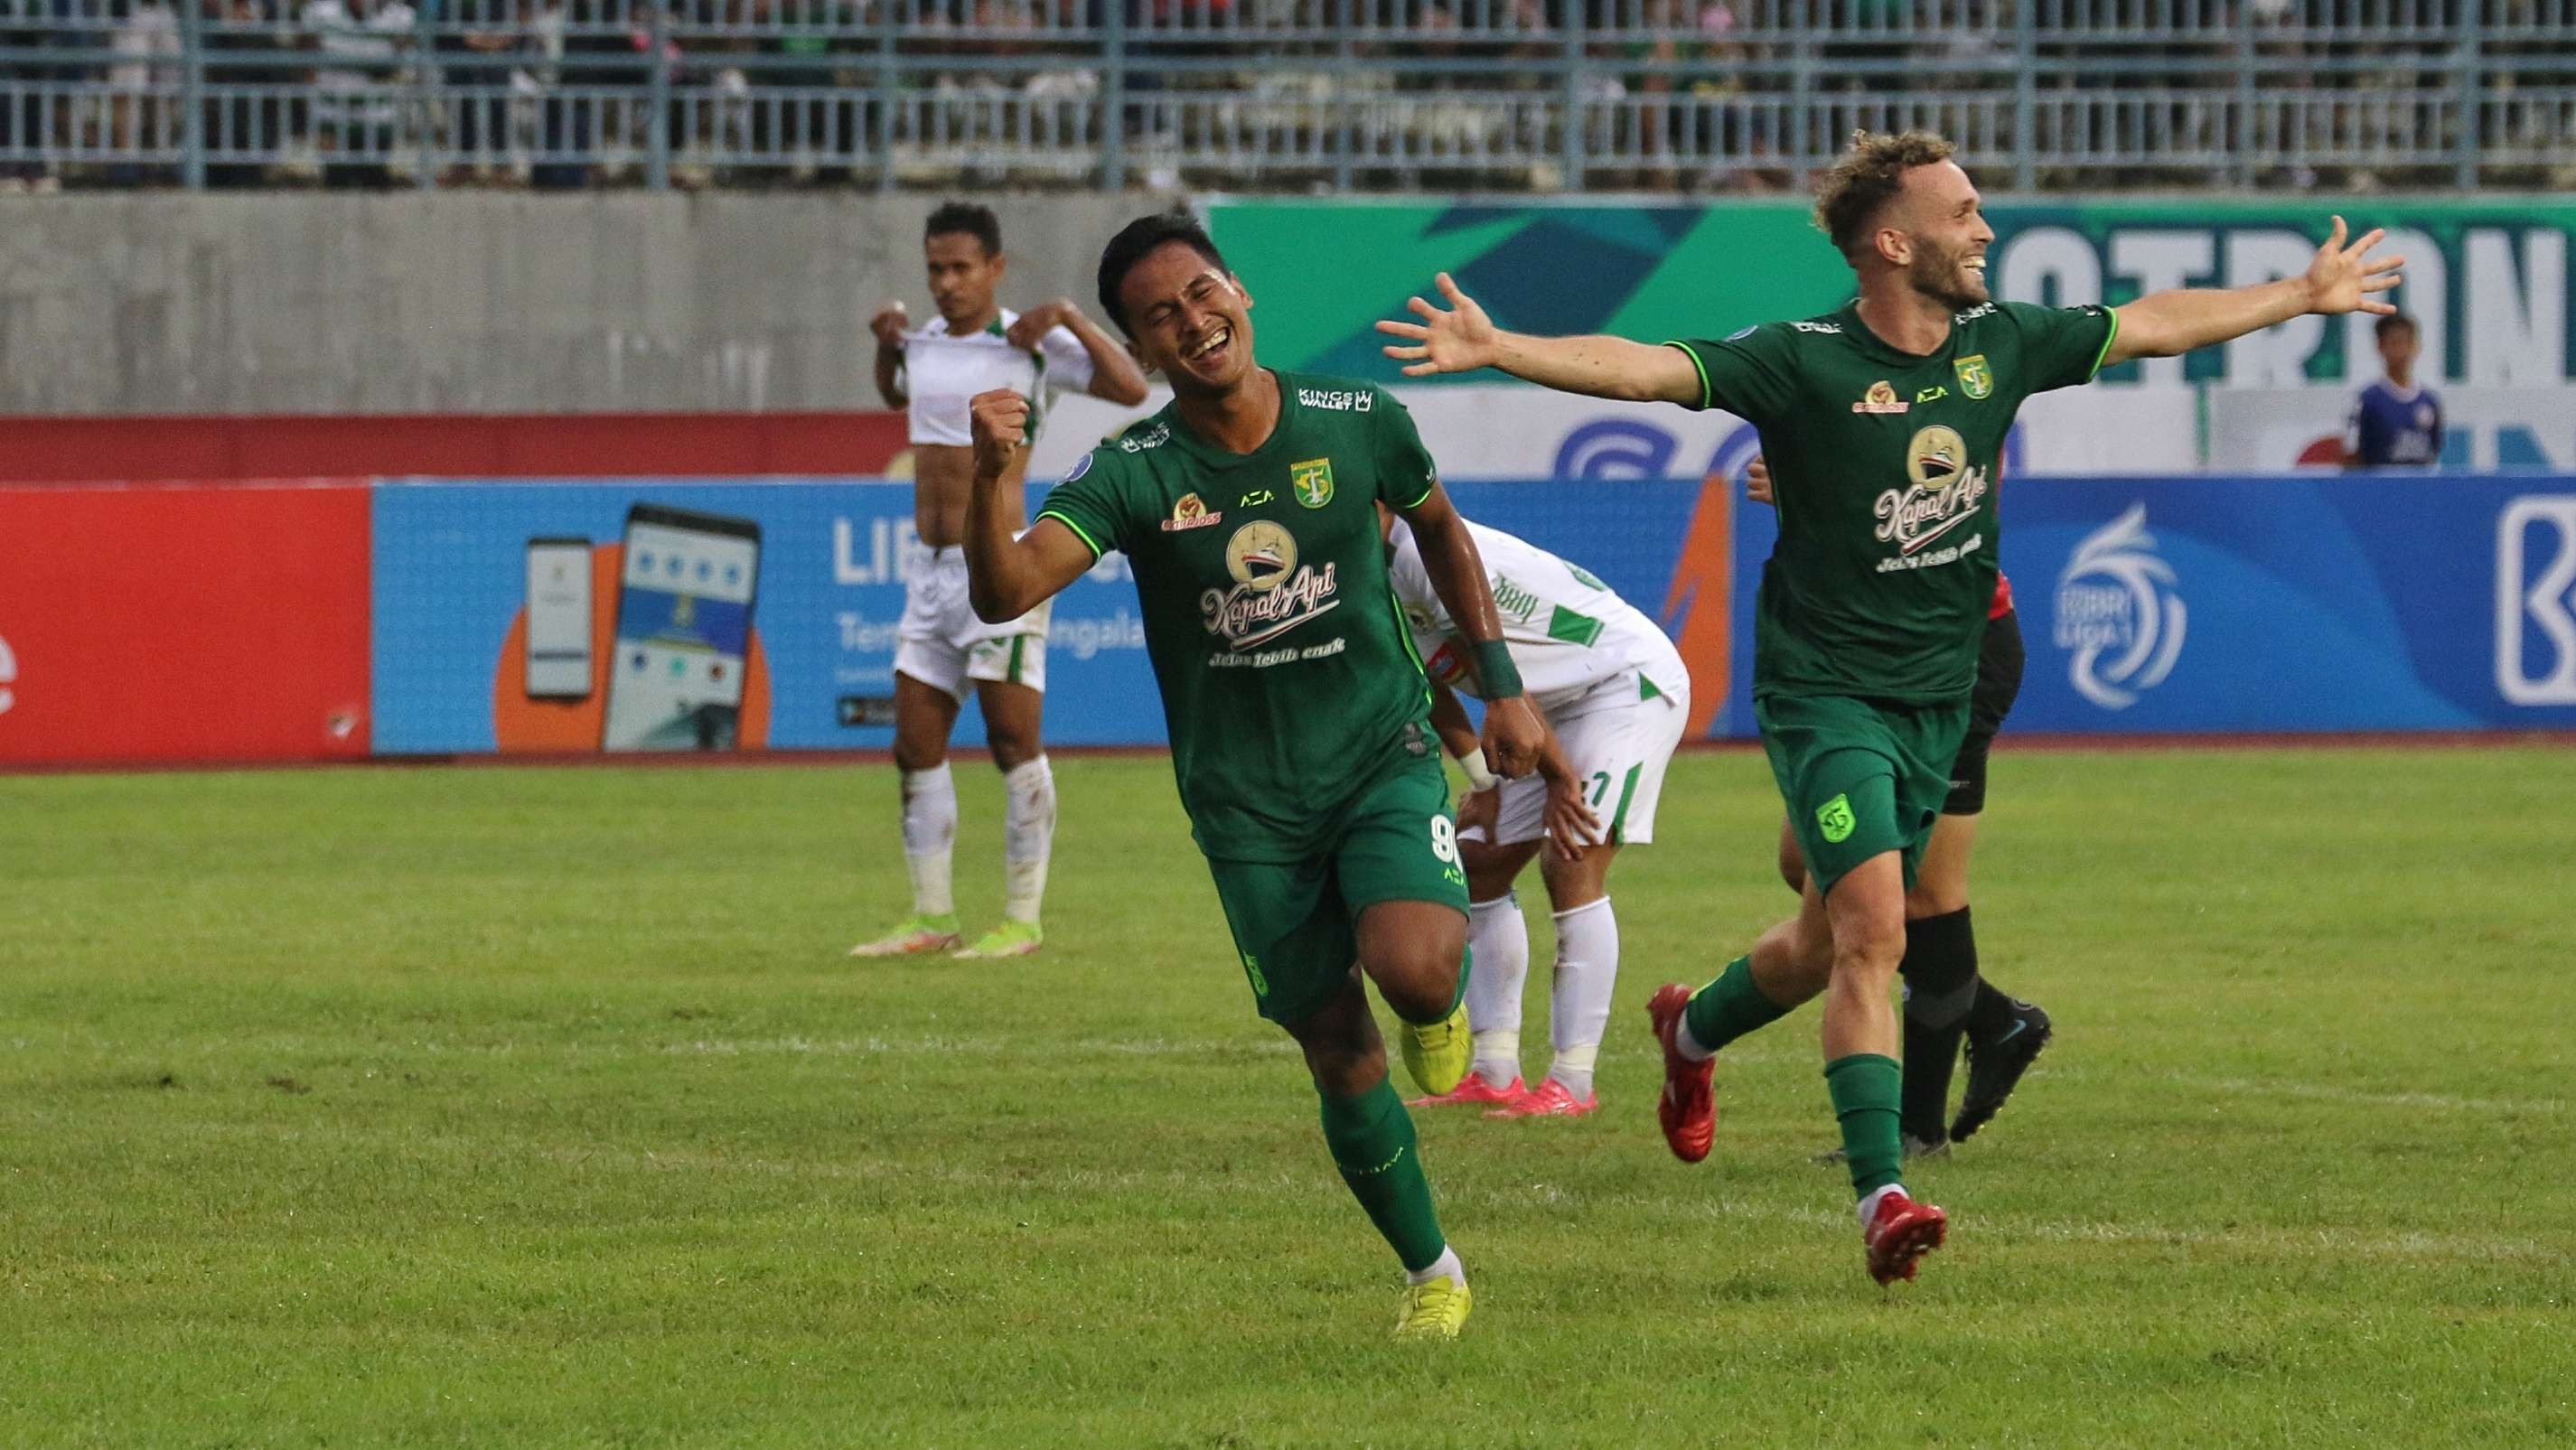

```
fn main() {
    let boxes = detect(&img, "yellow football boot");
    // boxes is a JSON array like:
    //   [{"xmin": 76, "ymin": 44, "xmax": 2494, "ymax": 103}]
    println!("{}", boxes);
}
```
[
  {"xmin": 1392, "ymin": 1274, "xmax": 1472, "ymax": 1341},
  {"xmin": 1398, "ymin": 1002, "xmax": 1471, "ymax": 1098}
]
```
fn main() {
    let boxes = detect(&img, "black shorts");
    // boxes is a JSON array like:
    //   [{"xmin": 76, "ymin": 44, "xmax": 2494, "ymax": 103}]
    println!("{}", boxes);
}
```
[{"xmin": 1945, "ymin": 608, "xmax": 2025, "ymax": 817}]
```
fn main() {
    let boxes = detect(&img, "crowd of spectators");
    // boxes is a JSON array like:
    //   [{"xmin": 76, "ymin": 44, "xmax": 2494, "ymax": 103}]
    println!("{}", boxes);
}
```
[{"xmin": 0, "ymin": 0, "xmax": 2564, "ymax": 191}]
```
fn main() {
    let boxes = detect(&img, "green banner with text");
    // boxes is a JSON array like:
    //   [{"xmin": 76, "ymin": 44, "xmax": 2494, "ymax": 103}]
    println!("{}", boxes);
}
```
[{"xmin": 1204, "ymin": 199, "xmax": 2576, "ymax": 390}]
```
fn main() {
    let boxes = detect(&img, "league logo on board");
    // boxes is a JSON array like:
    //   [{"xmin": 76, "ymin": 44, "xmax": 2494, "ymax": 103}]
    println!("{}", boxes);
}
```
[
  {"xmin": 1290, "ymin": 457, "xmax": 1335, "ymax": 509},
  {"xmin": 1851, "ymin": 380, "xmax": 1910, "ymax": 416},
  {"xmin": 2055, "ymin": 502, "xmax": 2187, "ymax": 711},
  {"xmin": 1954, "ymin": 354, "xmax": 1994, "ymax": 399}
]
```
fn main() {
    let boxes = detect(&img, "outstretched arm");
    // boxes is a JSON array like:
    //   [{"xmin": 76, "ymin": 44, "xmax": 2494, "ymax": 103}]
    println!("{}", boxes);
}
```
[
  {"xmin": 1396, "ymin": 483, "xmax": 1546, "ymax": 779},
  {"xmin": 963, "ymin": 388, "xmax": 1097, "ymax": 623},
  {"xmin": 2108, "ymin": 216, "xmax": 2403, "ymax": 365},
  {"xmin": 1377, "ymin": 272, "xmax": 1703, "ymax": 405}
]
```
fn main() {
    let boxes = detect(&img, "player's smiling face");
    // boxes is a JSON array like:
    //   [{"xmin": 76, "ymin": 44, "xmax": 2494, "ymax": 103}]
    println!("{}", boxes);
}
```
[
  {"xmin": 1120, "ymin": 242, "xmax": 1256, "ymax": 395},
  {"xmin": 1897, "ymin": 161, "xmax": 1994, "ymax": 312}
]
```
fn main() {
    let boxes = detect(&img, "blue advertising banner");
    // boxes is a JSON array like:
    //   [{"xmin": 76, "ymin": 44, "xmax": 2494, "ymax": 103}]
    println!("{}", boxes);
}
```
[
  {"xmin": 1726, "ymin": 473, "xmax": 2576, "ymax": 734},
  {"xmin": 370, "ymin": 473, "xmax": 2576, "ymax": 754},
  {"xmin": 370, "ymin": 480, "xmax": 1162, "ymax": 754}
]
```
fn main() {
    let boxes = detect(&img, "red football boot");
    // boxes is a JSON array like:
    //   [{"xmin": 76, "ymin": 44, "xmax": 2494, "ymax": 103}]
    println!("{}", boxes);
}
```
[
  {"xmin": 1645, "ymin": 983, "xmax": 1716, "ymax": 1163},
  {"xmin": 1862, "ymin": 1189, "xmax": 1949, "ymax": 1285},
  {"xmin": 1407, "ymin": 1073, "xmax": 1527, "ymax": 1110},
  {"xmin": 1485, "ymin": 1077, "xmax": 1599, "ymax": 1119}
]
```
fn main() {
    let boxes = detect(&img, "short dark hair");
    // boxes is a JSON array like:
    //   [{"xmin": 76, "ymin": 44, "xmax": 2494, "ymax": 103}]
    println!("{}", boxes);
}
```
[
  {"xmin": 2375, "ymin": 313, "xmax": 2418, "ymax": 341},
  {"xmin": 1812, "ymin": 129, "xmax": 1957, "ymax": 264},
  {"xmin": 926, "ymin": 201, "xmax": 1001, "ymax": 257},
  {"xmin": 1096, "ymin": 210, "xmax": 1230, "ymax": 336}
]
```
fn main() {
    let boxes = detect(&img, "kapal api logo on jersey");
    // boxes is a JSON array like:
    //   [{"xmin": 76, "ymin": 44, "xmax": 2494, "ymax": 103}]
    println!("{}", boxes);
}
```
[
  {"xmin": 2055, "ymin": 502, "xmax": 2187, "ymax": 711},
  {"xmin": 1160, "ymin": 491, "xmax": 1223, "ymax": 532},
  {"xmin": 1203, "ymin": 519, "xmax": 1341, "ymax": 650},
  {"xmin": 1953, "ymin": 354, "xmax": 1995, "ymax": 400},
  {"xmin": 1873, "ymin": 425, "xmax": 1990, "ymax": 559},
  {"xmin": 1290, "ymin": 456, "xmax": 1335, "ymax": 509},
  {"xmin": 1852, "ymin": 379, "xmax": 1909, "ymax": 416}
]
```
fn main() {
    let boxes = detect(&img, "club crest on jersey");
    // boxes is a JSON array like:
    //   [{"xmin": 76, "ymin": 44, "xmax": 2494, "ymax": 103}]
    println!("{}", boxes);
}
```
[
  {"xmin": 1290, "ymin": 456, "xmax": 1335, "ymax": 509},
  {"xmin": 1204, "ymin": 520, "xmax": 1341, "ymax": 650},
  {"xmin": 1161, "ymin": 491, "xmax": 1223, "ymax": 532},
  {"xmin": 1954, "ymin": 354, "xmax": 1994, "ymax": 399},
  {"xmin": 1852, "ymin": 379, "xmax": 1910, "ymax": 416},
  {"xmin": 1874, "ymin": 425, "xmax": 1991, "ymax": 557}
]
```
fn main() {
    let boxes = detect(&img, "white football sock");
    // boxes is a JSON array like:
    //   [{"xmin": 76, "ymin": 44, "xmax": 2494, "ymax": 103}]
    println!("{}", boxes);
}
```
[
  {"xmin": 1465, "ymin": 893, "xmax": 1528, "ymax": 1087},
  {"xmin": 900, "ymin": 762, "xmax": 957, "ymax": 918},
  {"xmin": 1858, "ymin": 1183, "xmax": 1909, "ymax": 1227},
  {"xmin": 1406, "ymin": 1244, "xmax": 1466, "ymax": 1287},
  {"xmin": 1000, "ymin": 754, "xmax": 1055, "ymax": 925},
  {"xmin": 1547, "ymin": 895, "xmax": 1619, "ymax": 1099}
]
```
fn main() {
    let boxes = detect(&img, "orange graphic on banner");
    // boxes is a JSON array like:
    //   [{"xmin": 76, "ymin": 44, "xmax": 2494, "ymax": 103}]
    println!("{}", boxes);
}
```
[
  {"xmin": 491, "ymin": 543, "xmax": 771, "ymax": 753},
  {"xmin": 1660, "ymin": 474, "xmax": 1733, "ymax": 737}
]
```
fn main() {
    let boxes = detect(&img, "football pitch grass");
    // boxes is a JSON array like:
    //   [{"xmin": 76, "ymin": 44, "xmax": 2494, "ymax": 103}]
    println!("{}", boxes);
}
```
[{"xmin": 5, "ymin": 746, "xmax": 2571, "ymax": 1447}]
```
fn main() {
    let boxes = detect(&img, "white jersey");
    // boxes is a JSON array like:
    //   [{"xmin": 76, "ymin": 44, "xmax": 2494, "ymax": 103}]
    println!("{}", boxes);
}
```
[
  {"xmin": 901, "ymin": 310, "xmax": 1098, "ymax": 446},
  {"xmin": 1389, "ymin": 518, "xmax": 1686, "ymax": 719}
]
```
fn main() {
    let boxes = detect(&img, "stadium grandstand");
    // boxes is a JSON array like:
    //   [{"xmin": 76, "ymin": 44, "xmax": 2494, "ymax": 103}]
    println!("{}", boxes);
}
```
[{"xmin": 0, "ymin": 0, "xmax": 2572, "ymax": 192}]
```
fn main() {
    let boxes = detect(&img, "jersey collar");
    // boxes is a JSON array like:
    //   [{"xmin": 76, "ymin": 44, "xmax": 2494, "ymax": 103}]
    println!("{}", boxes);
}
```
[
  {"xmin": 1162, "ymin": 368, "xmax": 1299, "ymax": 469},
  {"xmin": 1838, "ymin": 300, "xmax": 1962, "ymax": 368}
]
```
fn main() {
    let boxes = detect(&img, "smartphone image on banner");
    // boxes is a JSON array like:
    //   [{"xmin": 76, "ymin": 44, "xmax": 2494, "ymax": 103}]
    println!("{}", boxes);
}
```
[
  {"xmin": 601, "ymin": 504, "xmax": 763, "ymax": 752},
  {"xmin": 524, "ymin": 537, "xmax": 595, "ymax": 701}
]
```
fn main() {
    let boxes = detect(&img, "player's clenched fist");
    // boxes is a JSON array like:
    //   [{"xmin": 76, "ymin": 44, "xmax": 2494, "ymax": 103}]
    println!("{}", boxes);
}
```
[{"xmin": 969, "ymin": 388, "xmax": 1030, "ymax": 479}]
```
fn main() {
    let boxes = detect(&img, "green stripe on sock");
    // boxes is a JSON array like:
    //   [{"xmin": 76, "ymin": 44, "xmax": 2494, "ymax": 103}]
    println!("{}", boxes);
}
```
[
  {"xmin": 1318, "ymin": 1078, "xmax": 1446, "ymax": 1273},
  {"xmin": 1681, "ymin": 955, "xmax": 1791, "ymax": 1054},
  {"xmin": 1824, "ymin": 1052, "xmax": 1906, "ymax": 1198}
]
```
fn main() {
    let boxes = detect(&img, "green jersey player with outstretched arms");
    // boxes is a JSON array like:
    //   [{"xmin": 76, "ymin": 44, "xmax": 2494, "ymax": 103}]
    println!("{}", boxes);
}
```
[{"xmin": 1379, "ymin": 128, "xmax": 2402, "ymax": 1286}]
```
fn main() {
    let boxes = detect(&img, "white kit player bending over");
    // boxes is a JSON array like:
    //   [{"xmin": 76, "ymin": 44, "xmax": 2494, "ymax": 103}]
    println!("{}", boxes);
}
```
[
  {"xmin": 856, "ymin": 201, "xmax": 1150, "ymax": 959},
  {"xmin": 1383, "ymin": 509, "xmax": 1692, "ymax": 1118}
]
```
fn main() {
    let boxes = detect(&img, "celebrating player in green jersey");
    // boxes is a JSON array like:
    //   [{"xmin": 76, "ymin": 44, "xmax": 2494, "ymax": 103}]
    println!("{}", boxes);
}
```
[
  {"xmin": 960, "ymin": 211, "xmax": 1547, "ymax": 1340},
  {"xmin": 1379, "ymin": 129, "xmax": 2402, "ymax": 1285}
]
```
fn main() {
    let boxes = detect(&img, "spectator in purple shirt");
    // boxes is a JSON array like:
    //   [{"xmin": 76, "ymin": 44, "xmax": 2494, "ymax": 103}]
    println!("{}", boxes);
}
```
[{"xmin": 2344, "ymin": 313, "xmax": 2443, "ymax": 469}]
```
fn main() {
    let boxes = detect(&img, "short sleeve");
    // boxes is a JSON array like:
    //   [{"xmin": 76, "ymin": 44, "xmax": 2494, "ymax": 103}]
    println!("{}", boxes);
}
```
[
  {"xmin": 1033, "ymin": 447, "xmax": 1129, "ymax": 560},
  {"xmin": 1662, "ymin": 325, "xmax": 1800, "ymax": 424},
  {"xmin": 1370, "ymin": 389, "xmax": 1440, "ymax": 510},
  {"xmin": 1036, "ymin": 323, "xmax": 1097, "ymax": 398},
  {"xmin": 2007, "ymin": 302, "xmax": 2120, "ymax": 394}
]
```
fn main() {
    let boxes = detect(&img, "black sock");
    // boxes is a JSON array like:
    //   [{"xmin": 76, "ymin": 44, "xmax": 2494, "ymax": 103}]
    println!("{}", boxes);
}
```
[
  {"xmin": 1897, "ymin": 906, "xmax": 1978, "ymax": 1143},
  {"xmin": 1964, "ymin": 977, "xmax": 2027, "ymax": 1043}
]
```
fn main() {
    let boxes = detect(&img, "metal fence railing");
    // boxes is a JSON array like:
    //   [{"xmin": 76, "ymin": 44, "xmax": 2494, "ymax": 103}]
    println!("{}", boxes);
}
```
[{"xmin": 0, "ymin": 0, "xmax": 2569, "ymax": 191}]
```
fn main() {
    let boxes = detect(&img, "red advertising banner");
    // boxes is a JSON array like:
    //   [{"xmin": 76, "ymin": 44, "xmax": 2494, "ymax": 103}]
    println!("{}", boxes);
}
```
[
  {"xmin": 0, "ymin": 413, "xmax": 911, "ymax": 484},
  {"xmin": 0, "ymin": 482, "xmax": 372, "ymax": 766}
]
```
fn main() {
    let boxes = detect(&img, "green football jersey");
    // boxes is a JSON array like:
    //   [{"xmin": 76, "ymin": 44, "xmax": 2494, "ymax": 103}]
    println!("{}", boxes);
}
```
[
  {"xmin": 1035, "ymin": 371, "xmax": 1442, "ymax": 862},
  {"xmin": 1671, "ymin": 300, "xmax": 2117, "ymax": 703}
]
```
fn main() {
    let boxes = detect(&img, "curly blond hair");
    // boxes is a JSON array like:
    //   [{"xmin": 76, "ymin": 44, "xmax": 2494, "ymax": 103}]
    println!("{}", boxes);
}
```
[{"xmin": 1813, "ymin": 129, "xmax": 1956, "ymax": 263}]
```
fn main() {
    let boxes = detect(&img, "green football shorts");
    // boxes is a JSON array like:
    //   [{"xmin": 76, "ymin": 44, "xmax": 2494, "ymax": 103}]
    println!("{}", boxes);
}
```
[
  {"xmin": 1756, "ymin": 692, "xmax": 1971, "ymax": 898},
  {"xmin": 1203, "ymin": 755, "xmax": 1470, "ymax": 1027}
]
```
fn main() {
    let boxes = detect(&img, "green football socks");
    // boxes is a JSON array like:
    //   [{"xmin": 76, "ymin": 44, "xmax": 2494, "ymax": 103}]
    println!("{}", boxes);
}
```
[
  {"xmin": 1681, "ymin": 954, "xmax": 1794, "ymax": 1054},
  {"xmin": 1318, "ymin": 1078, "xmax": 1447, "ymax": 1273},
  {"xmin": 1825, "ymin": 1052, "xmax": 1906, "ymax": 1197}
]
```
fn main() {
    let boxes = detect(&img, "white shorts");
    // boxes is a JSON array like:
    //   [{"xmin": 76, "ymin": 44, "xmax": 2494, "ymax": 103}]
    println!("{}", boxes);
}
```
[
  {"xmin": 893, "ymin": 546, "xmax": 1051, "ymax": 700},
  {"xmin": 1466, "ymin": 676, "xmax": 1691, "ymax": 848}
]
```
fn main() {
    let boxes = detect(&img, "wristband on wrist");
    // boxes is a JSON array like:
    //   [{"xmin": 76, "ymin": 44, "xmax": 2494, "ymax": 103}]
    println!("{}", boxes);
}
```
[
  {"xmin": 1471, "ymin": 639, "xmax": 1524, "ymax": 699},
  {"xmin": 1457, "ymin": 747, "xmax": 1499, "ymax": 792}
]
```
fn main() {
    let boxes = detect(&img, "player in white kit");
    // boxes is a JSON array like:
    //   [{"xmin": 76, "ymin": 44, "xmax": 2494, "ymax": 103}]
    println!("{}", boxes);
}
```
[
  {"xmin": 855, "ymin": 201, "xmax": 1150, "ymax": 959},
  {"xmin": 1383, "ymin": 510, "xmax": 1692, "ymax": 1118}
]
